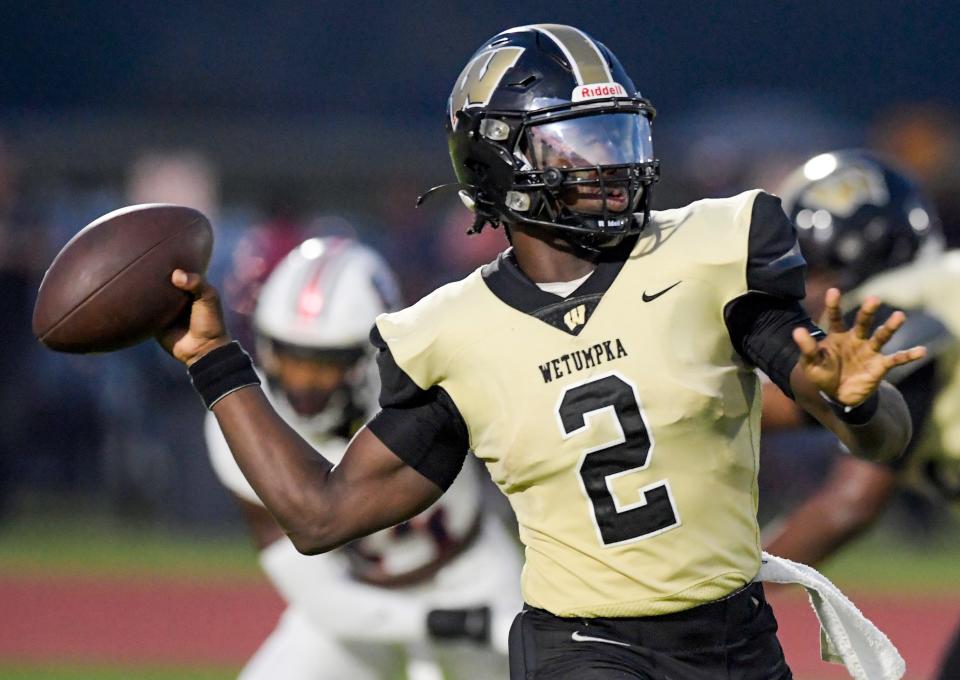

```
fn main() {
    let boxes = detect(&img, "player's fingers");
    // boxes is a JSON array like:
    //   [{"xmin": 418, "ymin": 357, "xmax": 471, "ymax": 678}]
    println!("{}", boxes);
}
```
[
  {"xmin": 869, "ymin": 310, "xmax": 905, "ymax": 351},
  {"xmin": 793, "ymin": 327, "xmax": 820, "ymax": 359},
  {"xmin": 883, "ymin": 345, "xmax": 927, "ymax": 369},
  {"xmin": 853, "ymin": 295, "xmax": 881, "ymax": 340},
  {"xmin": 171, "ymin": 270, "xmax": 220, "ymax": 302},
  {"xmin": 825, "ymin": 288, "xmax": 844, "ymax": 333},
  {"xmin": 171, "ymin": 269, "xmax": 202, "ymax": 292}
]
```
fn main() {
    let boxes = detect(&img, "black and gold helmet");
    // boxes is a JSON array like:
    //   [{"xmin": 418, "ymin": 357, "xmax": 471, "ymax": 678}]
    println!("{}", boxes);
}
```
[
  {"xmin": 779, "ymin": 149, "xmax": 943, "ymax": 289},
  {"xmin": 443, "ymin": 24, "xmax": 660, "ymax": 249}
]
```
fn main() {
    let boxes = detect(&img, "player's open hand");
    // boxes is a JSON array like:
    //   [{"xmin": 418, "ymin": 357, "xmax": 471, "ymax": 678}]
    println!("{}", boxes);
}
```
[
  {"xmin": 156, "ymin": 270, "xmax": 231, "ymax": 366},
  {"xmin": 793, "ymin": 288, "xmax": 927, "ymax": 407}
]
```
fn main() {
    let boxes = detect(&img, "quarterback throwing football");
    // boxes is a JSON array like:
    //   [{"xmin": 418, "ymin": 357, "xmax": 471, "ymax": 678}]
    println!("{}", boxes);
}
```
[{"xmin": 161, "ymin": 25, "xmax": 923, "ymax": 679}]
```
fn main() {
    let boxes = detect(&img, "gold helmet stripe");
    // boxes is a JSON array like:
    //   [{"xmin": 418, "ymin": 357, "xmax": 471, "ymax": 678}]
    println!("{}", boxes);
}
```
[
  {"xmin": 527, "ymin": 24, "xmax": 613, "ymax": 85},
  {"xmin": 449, "ymin": 46, "xmax": 525, "ymax": 128}
]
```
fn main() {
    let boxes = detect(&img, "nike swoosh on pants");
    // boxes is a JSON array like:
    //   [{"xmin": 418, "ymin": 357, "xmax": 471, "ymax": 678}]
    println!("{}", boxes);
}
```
[{"xmin": 570, "ymin": 630, "xmax": 631, "ymax": 647}]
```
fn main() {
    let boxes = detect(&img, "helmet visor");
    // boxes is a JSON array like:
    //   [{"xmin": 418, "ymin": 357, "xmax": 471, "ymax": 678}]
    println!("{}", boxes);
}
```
[
  {"xmin": 524, "ymin": 112, "xmax": 654, "ymax": 170},
  {"xmin": 522, "ymin": 112, "xmax": 653, "ymax": 215}
]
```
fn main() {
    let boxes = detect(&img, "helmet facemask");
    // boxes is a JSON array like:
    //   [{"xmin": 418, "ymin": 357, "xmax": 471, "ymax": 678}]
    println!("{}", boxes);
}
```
[
  {"xmin": 256, "ymin": 336, "xmax": 369, "ymax": 438},
  {"xmin": 511, "ymin": 106, "xmax": 658, "ymax": 248},
  {"xmin": 454, "ymin": 101, "xmax": 659, "ymax": 250}
]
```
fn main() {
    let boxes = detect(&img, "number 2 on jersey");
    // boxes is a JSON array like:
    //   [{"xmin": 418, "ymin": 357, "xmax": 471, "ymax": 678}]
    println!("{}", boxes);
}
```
[{"xmin": 556, "ymin": 372, "xmax": 681, "ymax": 546}]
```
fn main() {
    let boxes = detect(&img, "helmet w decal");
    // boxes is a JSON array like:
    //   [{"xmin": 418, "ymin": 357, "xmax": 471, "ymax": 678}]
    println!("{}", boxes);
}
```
[
  {"xmin": 780, "ymin": 150, "xmax": 943, "ymax": 288},
  {"xmin": 444, "ymin": 24, "xmax": 660, "ymax": 249}
]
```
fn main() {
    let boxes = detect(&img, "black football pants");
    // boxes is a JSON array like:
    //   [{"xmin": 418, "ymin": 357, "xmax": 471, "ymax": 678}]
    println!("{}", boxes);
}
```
[
  {"xmin": 935, "ymin": 615, "xmax": 960, "ymax": 680},
  {"xmin": 508, "ymin": 582, "xmax": 792, "ymax": 680}
]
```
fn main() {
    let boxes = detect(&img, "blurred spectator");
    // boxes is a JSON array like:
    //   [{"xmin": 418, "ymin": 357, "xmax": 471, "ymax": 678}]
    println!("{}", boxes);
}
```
[
  {"xmin": 0, "ymin": 136, "xmax": 108, "ymax": 517},
  {"xmin": 0, "ymin": 136, "xmax": 31, "ymax": 516},
  {"xmin": 127, "ymin": 150, "xmax": 220, "ymax": 220},
  {"xmin": 659, "ymin": 93, "xmax": 856, "ymax": 207},
  {"xmin": 870, "ymin": 103, "xmax": 960, "ymax": 248},
  {"xmin": 224, "ymin": 191, "xmax": 311, "ymax": 353},
  {"xmin": 79, "ymin": 150, "xmax": 231, "ymax": 523}
]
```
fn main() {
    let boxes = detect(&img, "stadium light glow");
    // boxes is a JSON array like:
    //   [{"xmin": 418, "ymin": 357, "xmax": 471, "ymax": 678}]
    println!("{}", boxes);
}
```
[
  {"xmin": 909, "ymin": 208, "xmax": 930, "ymax": 231},
  {"xmin": 299, "ymin": 238, "xmax": 325, "ymax": 260},
  {"xmin": 803, "ymin": 153, "xmax": 838, "ymax": 181}
]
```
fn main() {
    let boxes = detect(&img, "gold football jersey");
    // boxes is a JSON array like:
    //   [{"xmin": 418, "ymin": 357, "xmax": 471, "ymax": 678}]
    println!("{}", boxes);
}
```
[
  {"xmin": 376, "ymin": 191, "xmax": 768, "ymax": 617},
  {"xmin": 846, "ymin": 251, "xmax": 960, "ymax": 503}
]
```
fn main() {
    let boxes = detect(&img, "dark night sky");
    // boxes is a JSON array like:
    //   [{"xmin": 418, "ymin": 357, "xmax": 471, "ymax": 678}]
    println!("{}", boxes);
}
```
[{"xmin": 3, "ymin": 1, "xmax": 958, "ymax": 123}]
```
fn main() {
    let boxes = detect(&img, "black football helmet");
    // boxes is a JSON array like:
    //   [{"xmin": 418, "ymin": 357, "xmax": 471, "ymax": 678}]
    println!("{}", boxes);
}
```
[
  {"xmin": 442, "ymin": 24, "xmax": 660, "ymax": 249},
  {"xmin": 779, "ymin": 149, "xmax": 943, "ymax": 289}
]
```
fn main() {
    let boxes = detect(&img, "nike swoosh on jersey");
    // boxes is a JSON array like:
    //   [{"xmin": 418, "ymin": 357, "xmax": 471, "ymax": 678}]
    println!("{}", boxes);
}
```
[
  {"xmin": 641, "ymin": 281, "xmax": 681, "ymax": 302},
  {"xmin": 570, "ymin": 631, "xmax": 631, "ymax": 647}
]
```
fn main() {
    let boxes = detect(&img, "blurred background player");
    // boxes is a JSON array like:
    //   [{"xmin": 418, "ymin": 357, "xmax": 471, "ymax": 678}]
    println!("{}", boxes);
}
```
[
  {"xmin": 204, "ymin": 236, "xmax": 521, "ymax": 680},
  {"xmin": 223, "ymin": 191, "xmax": 311, "ymax": 355},
  {"xmin": 761, "ymin": 149, "xmax": 960, "ymax": 678}
]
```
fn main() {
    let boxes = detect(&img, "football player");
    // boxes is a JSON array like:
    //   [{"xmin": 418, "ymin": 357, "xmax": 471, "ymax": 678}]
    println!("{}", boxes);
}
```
[
  {"xmin": 161, "ymin": 26, "xmax": 923, "ymax": 679},
  {"xmin": 762, "ymin": 150, "xmax": 960, "ymax": 679},
  {"xmin": 205, "ymin": 237, "xmax": 520, "ymax": 680}
]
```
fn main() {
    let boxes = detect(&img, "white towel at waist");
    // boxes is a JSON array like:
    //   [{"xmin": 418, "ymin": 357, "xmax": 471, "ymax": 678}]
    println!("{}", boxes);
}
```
[{"xmin": 757, "ymin": 552, "xmax": 905, "ymax": 680}]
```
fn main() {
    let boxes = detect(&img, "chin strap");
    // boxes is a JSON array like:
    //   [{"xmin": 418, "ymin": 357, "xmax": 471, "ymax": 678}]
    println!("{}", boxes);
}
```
[
  {"xmin": 417, "ymin": 182, "xmax": 504, "ymax": 236},
  {"xmin": 415, "ymin": 182, "xmax": 476, "ymax": 207}
]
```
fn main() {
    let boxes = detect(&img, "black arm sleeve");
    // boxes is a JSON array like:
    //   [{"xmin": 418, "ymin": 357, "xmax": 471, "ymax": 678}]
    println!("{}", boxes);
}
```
[
  {"xmin": 367, "ymin": 326, "xmax": 469, "ymax": 491},
  {"xmin": 724, "ymin": 192, "xmax": 822, "ymax": 398},
  {"xmin": 724, "ymin": 294, "xmax": 822, "ymax": 398},
  {"xmin": 885, "ymin": 359, "xmax": 937, "ymax": 471}
]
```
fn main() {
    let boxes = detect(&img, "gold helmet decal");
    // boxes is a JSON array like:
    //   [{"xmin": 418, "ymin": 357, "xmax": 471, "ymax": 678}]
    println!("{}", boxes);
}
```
[
  {"xmin": 803, "ymin": 165, "xmax": 889, "ymax": 218},
  {"xmin": 513, "ymin": 24, "xmax": 613, "ymax": 85},
  {"xmin": 449, "ymin": 24, "xmax": 622, "ymax": 129},
  {"xmin": 780, "ymin": 152, "xmax": 890, "ymax": 221},
  {"xmin": 449, "ymin": 47, "xmax": 525, "ymax": 129}
]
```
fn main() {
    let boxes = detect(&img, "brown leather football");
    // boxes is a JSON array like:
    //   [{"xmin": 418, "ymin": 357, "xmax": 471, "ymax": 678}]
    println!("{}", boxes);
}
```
[{"xmin": 33, "ymin": 204, "xmax": 213, "ymax": 353}]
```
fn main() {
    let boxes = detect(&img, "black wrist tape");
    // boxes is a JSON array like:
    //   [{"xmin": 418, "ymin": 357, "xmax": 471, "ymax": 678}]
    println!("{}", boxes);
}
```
[
  {"xmin": 820, "ymin": 390, "xmax": 880, "ymax": 426},
  {"xmin": 188, "ymin": 341, "xmax": 260, "ymax": 409},
  {"xmin": 427, "ymin": 606, "xmax": 490, "ymax": 643}
]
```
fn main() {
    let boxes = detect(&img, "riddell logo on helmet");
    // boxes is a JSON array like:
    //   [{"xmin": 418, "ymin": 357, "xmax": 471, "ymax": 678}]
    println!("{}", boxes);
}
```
[{"xmin": 572, "ymin": 82, "xmax": 627, "ymax": 102}]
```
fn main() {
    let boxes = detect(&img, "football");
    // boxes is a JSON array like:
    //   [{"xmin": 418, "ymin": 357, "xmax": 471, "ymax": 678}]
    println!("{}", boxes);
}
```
[{"xmin": 32, "ymin": 204, "xmax": 214, "ymax": 353}]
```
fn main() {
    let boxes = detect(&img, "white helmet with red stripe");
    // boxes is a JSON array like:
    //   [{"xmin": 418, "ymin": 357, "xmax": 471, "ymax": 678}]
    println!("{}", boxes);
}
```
[
  {"xmin": 254, "ymin": 236, "xmax": 401, "ymax": 351},
  {"xmin": 253, "ymin": 237, "xmax": 402, "ymax": 437}
]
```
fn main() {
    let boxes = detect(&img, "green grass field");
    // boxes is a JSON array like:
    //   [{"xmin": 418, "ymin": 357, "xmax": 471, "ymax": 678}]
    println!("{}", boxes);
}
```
[
  {"xmin": 0, "ymin": 511, "xmax": 260, "ymax": 582},
  {"xmin": 4, "ymin": 507, "xmax": 958, "ymax": 590},
  {"xmin": 817, "ymin": 527, "xmax": 960, "ymax": 593}
]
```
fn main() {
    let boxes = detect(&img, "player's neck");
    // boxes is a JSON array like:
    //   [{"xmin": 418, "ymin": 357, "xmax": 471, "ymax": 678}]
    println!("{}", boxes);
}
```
[{"xmin": 509, "ymin": 224, "xmax": 597, "ymax": 284}]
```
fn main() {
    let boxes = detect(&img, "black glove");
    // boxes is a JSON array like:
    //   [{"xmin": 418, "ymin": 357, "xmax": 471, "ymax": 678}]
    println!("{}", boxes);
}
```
[{"xmin": 427, "ymin": 606, "xmax": 491, "ymax": 644}]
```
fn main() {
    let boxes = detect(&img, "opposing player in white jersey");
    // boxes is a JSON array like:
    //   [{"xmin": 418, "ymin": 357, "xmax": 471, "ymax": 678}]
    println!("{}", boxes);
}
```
[{"xmin": 204, "ymin": 236, "xmax": 521, "ymax": 680}]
